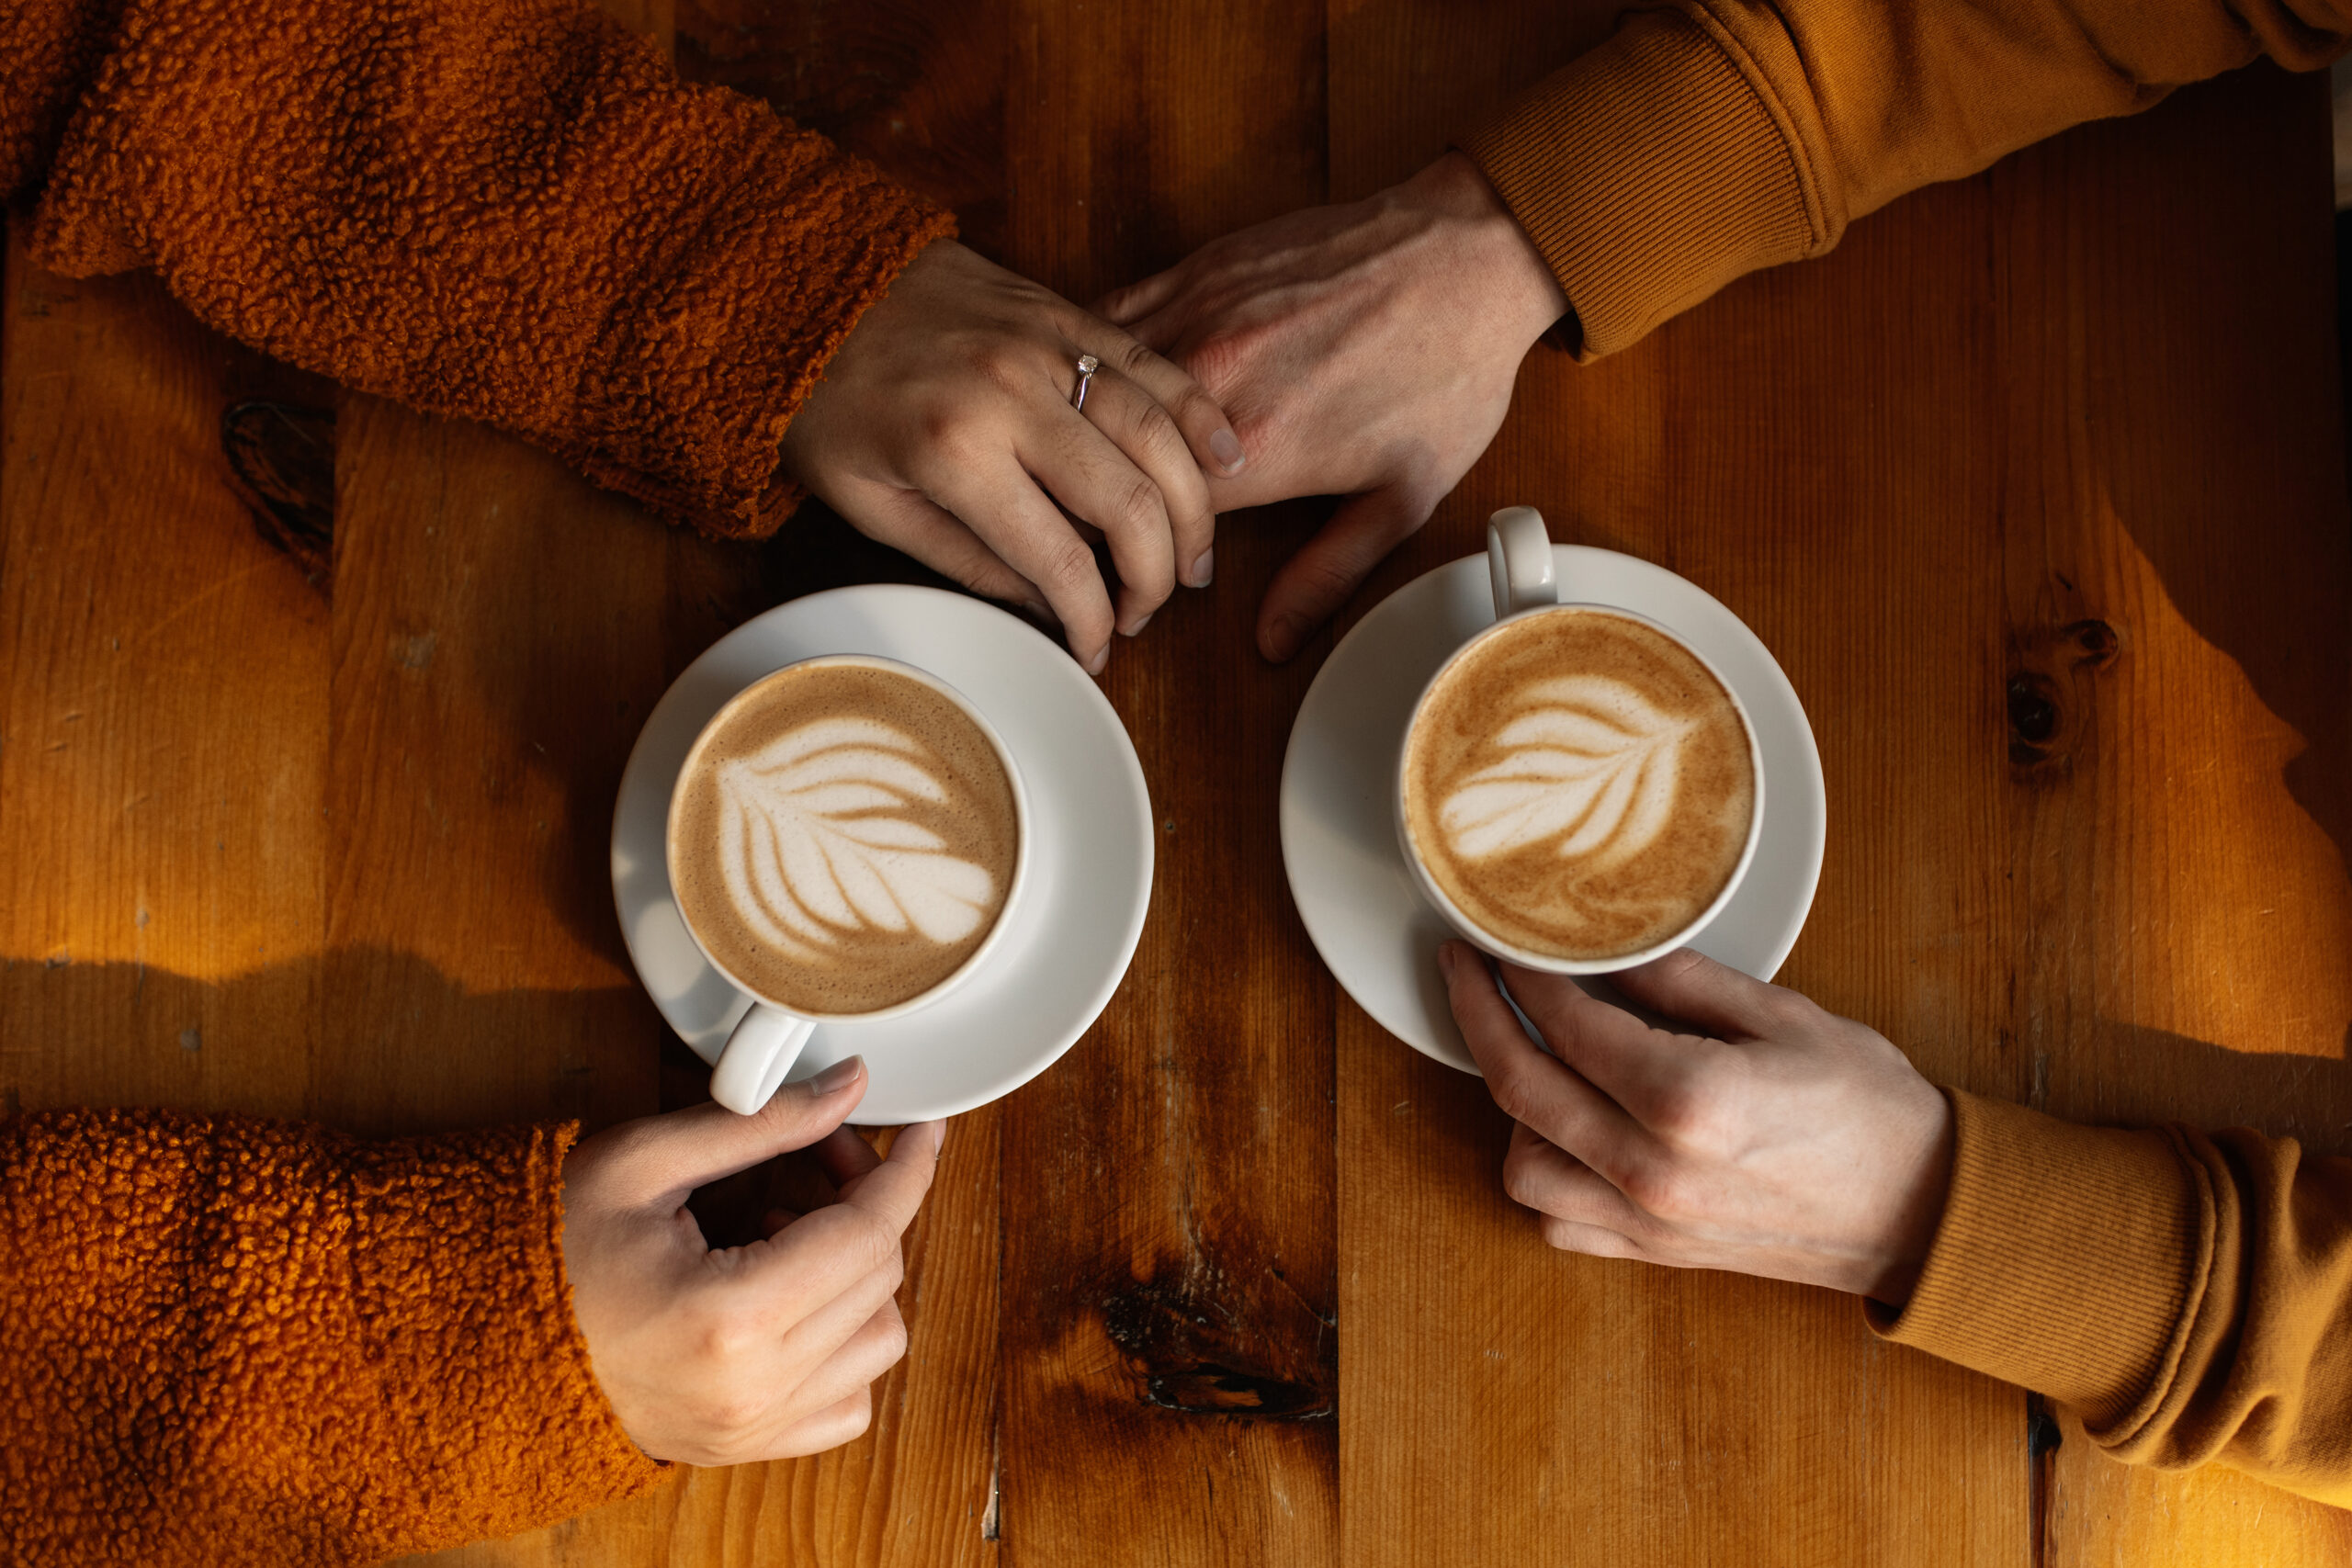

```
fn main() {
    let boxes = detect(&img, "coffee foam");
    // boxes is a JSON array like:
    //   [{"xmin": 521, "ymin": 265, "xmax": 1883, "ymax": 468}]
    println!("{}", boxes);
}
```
[
  {"xmin": 670, "ymin": 662, "xmax": 1018, "ymax": 1015},
  {"xmin": 1404, "ymin": 608, "xmax": 1755, "ymax": 962}
]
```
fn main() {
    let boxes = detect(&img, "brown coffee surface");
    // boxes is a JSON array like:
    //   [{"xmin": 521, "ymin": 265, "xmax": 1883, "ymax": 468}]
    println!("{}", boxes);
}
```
[
  {"xmin": 1403, "ymin": 608, "xmax": 1755, "ymax": 961},
  {"xmin": 669, "ymin": 660, "xmax": 1019, "ymax": 1015}
]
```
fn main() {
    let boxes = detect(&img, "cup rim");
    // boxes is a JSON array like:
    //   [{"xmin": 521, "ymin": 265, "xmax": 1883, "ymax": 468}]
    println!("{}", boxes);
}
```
[
  {"xmin": 665, "ymin": 651, "xmax": 1032, "ymax": 1023},
  {"xmin": 1394, "ymin": 601, "xmax": 1767, "ymax": 976}
]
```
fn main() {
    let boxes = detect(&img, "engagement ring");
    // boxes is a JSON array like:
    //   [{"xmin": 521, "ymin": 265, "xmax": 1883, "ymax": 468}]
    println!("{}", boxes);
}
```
[{"xmin": 1071, "ymin": 353, "xmax": 1100, "ymax": 412}]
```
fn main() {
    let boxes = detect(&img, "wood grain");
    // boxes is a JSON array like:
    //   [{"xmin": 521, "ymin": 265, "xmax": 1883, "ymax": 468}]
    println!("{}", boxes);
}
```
[
  {"xmin": 5, "ymin": 3, "xmax": 2351, "ymax": 1565},
  {"xmin": 992, "ymin": 0, "xmax": 1340, "ymax": 1562}
]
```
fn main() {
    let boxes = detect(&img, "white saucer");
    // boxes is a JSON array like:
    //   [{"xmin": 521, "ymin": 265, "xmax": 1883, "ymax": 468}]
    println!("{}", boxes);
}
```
[
  {"xmin": 1280, "ymin": 547, "xmax": 1826, "ymax": 1073},
  {"xmin": 612, "ymin": 585, "xmax": 1154, "ymax": 1123}
]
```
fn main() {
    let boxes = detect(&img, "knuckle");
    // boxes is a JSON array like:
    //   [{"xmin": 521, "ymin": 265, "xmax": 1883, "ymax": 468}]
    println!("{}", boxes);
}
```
[
  {"xmin": 1128, "ymin": 398, "xmax": 1182, "ymax": 457},
  {"xmin": 1112, "ymin": 337, "xmax": 1159, "ymax": 378},
  {"xmin": 1618, "ymin": 1159, "xmax": 1691, "ymax": 1222},
  {"xmin": 699, "ymin": 1388, "xmax": 766, "ymax": 1441},
  {"xmin": 1500, "ymin": 1149, "xmax": 1544, "ymax": 1209},
  {"xmin": 914, "ymin": 402, "xmax": 985, "ymax": 465},
  {"xmin": 692, "ymin": 1303, "xmax": 760, "ymax": 1365},
  {"xmin": 1485, "ymin": 1063, "xmax": 1543, "ymax": 1126},
  {"xmin": 853, "ymin": 1212, "xmax": 901, "ymax": 1272},
  {"xmin": 1041, "ymin": 532, "xmax": 1103, "ymax": 595},
  {"xmin": 1184, "ymin": 326, "xmax": 1255, "ymax": 389},
  {"xmin": 875, "ymin": 1312, "xmax": 911, "ymax": 1368},
  {"xmin": 1110, "ymin": 474, "xmax": 1169, "ymax": 538}
]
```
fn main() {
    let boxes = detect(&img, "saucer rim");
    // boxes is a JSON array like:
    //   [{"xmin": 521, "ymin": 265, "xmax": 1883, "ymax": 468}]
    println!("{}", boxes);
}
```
[
  {"xmin": 1280, "ymin": 547, "xmax": 1826, "ymax": 1073},
  {"xmin": 610, "ymin": 582, "xmax": 1155, "ymax": 1123}
]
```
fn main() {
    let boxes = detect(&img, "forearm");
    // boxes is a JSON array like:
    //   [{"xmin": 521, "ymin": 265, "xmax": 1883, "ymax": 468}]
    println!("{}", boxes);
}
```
[
  {"xmin": 1463, "ymin": 0, "xmax": 2352, "ymax": 356},
  {"xmin": 1871, "ymin": 1090, "xmax": 2352, "ymax": 1506},
  {"xmin": 5, "ymin": 0, "xmax": 951, "ymax": 535},
  {"xmin": 0, "ymin": 1109, "xmax": 662, "ymax": 1565}
]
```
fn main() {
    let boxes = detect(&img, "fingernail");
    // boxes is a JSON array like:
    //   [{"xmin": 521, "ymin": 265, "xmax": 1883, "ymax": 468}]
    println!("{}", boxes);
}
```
[
  {"xmin": 1121, "ymin": 611, "xmax": 1153, "ymax": 637},
  {"xmin": 1439, "ymin": 943, "xmax": 1457, "ymax": 980},
  {"xmin": 1085, "ymin": 643, "xmax": 1110, "ymax": 676},
  {"xmin": 1263, "ymin": 615, "xmax": 1302, "ymax": 660},
  {"xmin": 808, "ymin": 1055, "xmax": 865, "ymax": 1096},
  {"xmin": 1209, "ymin": 428, "xmax": 1245, "ymax": 473},
  {"xmin": 1186, "ymin": 548, "xmax": 1215, "ymax": 588}
]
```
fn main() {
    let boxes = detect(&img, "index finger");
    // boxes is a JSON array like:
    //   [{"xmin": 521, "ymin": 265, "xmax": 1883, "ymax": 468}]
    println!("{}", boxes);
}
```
[
  {"xmin": 1442, "ymin": 943, "xmax": 1644, "ymax": 1168},
  {"xmin": 723, "ymin": 1120, "xmax": 944, "ymax": 1319},
  {"xmin": 1091, "ymin": 266, "xmax": 1185, "ymax": 330},
  {"xmin": 1494, "ymin": 958, "xmax": 1704, "ymax": 1117}
]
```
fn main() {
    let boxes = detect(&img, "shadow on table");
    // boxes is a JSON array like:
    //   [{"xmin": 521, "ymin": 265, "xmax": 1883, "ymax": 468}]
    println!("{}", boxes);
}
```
[
  {"xmin": 0, "ymin": 947, "xmax": 844, "ymax": 1244},
  {"xmin": 2051, "ymin": 1014, "xmax": 2352, "ymax": 1157},
  {"xmin": 0, "ymin": 948, "xmax": 656, "ymax": 1135}
]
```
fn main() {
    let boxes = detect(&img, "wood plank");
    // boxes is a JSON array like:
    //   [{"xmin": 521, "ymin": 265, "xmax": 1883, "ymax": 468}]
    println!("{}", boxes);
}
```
[
  {"xmin": 1996, "ymin": 69, "xmax": 2352, "ymax": 1566},
  {"xmin": 993, "ymin": 0, "xmax": 1340, "ymax": 1562},
  {"xmin": 1324, "ymin": 1, "xmax": 2065, "ymax": 1562},
  {"xmin": 0, "ymin": 238, "xmax": 332, "ymax": 1124}
]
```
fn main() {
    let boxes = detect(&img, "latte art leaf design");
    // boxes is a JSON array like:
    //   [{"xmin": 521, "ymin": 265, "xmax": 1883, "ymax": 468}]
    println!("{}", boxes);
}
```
[
  {"xmin": 716, "ymin": 716, "xmax": 997, "ymax": 960},
  {"xmin": 1438, "ymin": 676, "xmax": 1692, "ymax": 865}
]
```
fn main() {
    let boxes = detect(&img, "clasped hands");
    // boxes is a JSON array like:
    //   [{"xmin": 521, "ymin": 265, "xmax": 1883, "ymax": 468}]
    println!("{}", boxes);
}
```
[
  {"xmin": 780, "ymin": 151, "xmax": 1571, "ymax": 671},
  {"xmin": 568, "ymin": 151, "xmax": 1960, "ymax": 1470}
]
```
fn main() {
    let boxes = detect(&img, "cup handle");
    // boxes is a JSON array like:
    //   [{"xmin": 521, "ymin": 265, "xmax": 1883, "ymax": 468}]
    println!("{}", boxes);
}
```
[
  {"xmin": 709, "ymin": 1002, "xmax": 818, "ymax": 1114},
  {"xmin": 1487, "ymin": 506, "xmax": 1557, "ymax": 619}
]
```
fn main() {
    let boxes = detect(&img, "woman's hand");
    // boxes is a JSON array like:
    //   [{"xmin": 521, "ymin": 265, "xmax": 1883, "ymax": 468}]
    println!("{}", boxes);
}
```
[
  {"xmin": 1443, "ymin": 943, "xmax": 1955, "ymax": 1306},
  {"xmin": 783, "ymin": 241, "xmax": 1245, "ymax": 674},
  {"xmin": 560, "ymin": 1058, "xmax": 944, "ymax": 1464},
  {"xmin": 1098, "ymin": 152, "xmax": 1568, "ymax": 661}
]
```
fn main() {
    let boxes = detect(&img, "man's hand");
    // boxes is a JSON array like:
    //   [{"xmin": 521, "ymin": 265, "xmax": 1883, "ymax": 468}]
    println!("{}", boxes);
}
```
[
  {"xmin": 1443, "ymin": 942, "xmax": 1955, "ymax": 1306},
  {"xmin": 560, "ymin": 1058, "xmax": 944, "ymax": 1464},
  {"xmin": 783, "ymin": 241, "xmax": 1244, "ymax": 676},
  {"xmin": 1098, "ymin": 152, "xmax": 1568, "ymax": 661}
]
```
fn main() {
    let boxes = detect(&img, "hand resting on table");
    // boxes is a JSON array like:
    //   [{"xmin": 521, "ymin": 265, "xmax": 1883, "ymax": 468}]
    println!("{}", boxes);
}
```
[{"xmin": 1443, "ymin": 943, "xmax": 1954, "ymax": 1306}]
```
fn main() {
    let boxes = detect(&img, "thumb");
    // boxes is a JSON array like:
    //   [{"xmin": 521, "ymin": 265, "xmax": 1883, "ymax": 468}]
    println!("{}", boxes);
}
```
[
  {"xmin": 1257, "ymin": 483, "xmax": 1442, "ymax": 662},
  {"xmin": 622, "ymin": 1057, "xmax": 870, "ymax": 1203},
  {"xmin": 1092, "ymin": 265, "xmax": 1183, "ymax": 331}
]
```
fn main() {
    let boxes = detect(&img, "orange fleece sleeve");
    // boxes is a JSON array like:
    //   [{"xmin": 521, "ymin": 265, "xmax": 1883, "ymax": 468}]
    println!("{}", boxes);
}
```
[
  {"xmin": 0, "ymin": 1109, "xmax": 664, "ymax": 1566},
  {"xmin": 1461, "ymin": 0, "xmax": 2352, "ymax": 356},
  {"xmin": 0, "ymin": 0, "xmax": 954, "ymax": 535},
  {"xmin": 1865, "ymin": 1090, "xmax": 2352, "ymax": 1504}
]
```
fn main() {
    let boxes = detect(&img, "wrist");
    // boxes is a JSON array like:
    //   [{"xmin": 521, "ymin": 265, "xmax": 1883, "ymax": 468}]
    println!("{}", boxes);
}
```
[
  {"xmin": 1862, "ymin": 1085, "xmax": 1958, "ymax": 1307},
  {"xmin": 1397, "ymin": 151, "xmax": 1571, "ymax": 353}
]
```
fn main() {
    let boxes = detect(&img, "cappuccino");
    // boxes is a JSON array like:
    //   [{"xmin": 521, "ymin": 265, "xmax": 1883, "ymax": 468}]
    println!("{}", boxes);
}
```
[
  {"xmin": 669, "ymin": 659, "xmax": 1020, "ymax": 1015},
  {"xmin": 1402, "ymin": 607, "xmax": 1756, "ymax": 963}
]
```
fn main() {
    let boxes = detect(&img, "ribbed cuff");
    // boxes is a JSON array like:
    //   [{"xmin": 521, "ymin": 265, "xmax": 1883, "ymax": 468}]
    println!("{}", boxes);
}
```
[
  {"xmin": 1865, "ymin": 1089, "xmax": 2201, "ymax": 1421},
  {"xmin": 1458, "ymin": 8, "xmax": 1819, "ymax": 359}
]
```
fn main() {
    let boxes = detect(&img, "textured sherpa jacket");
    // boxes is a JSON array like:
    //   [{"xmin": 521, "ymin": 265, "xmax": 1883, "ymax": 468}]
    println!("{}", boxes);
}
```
[{"xmin": 6, "ymin": 0, "xmax": 2352, "ymax": 1562}]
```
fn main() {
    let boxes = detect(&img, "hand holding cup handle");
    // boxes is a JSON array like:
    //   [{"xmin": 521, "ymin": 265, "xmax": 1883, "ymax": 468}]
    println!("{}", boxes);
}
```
[{"xmin": 710, "ymin": 1006, "xmax": 819, "ymax": 1115}]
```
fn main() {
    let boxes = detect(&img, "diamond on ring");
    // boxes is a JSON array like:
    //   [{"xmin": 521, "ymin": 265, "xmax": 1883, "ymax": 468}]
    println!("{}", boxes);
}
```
[{"xmin": 1072, "ymin": 353, "xmax": 1101, "ymax": 412}]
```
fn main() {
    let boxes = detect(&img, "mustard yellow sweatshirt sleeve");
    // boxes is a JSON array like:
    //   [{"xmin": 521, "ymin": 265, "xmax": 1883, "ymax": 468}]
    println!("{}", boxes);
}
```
[
  {"xmin": 0, "ymin": 0, "xmax": 954, "ymax": 536},
  {"xmin": 1461, "ymin": 0, "xmax": 2352, "ymax": 356},
  {"xmin": 1865, "ymin": 1090, "xmax": 2352, "ymax": 1505},
  {"xmin": 0, "ymin": 1109, "xmax": 665, "ymax": 1565}
]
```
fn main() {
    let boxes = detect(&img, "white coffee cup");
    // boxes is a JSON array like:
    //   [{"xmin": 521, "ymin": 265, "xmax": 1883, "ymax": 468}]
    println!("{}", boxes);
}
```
[
  {"xmin": 1393, "ymin": 506, "xmax": 1764, "ymax": 974},
  {"xmin": 667, "ymin": 654, "xmax": 1032, "ymax": 1113}
]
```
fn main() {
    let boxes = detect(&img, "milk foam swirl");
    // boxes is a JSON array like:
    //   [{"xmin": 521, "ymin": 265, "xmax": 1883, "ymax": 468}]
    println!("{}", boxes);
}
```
[
  {"xmin": 1437, "ymin": 675, "xmax": 1693, "ymax": 869},
  {"xmin": 716, "ymin": 716, "xmax": 997, "ymax": 960}
]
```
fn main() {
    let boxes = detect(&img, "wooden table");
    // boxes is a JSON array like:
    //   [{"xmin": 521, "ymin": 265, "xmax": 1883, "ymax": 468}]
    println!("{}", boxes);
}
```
[{"xmin": 6, "ymin": 2, "xmax": 2351, "ymax": 1562}]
